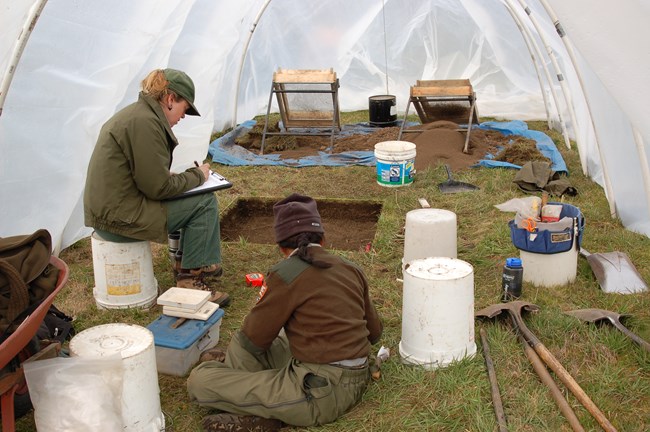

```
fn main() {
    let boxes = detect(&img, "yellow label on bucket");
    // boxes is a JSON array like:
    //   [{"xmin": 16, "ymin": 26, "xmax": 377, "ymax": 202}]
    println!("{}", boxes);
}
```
[
  {"xmin": 108, "ymin": 284, "xmax": 142, "ymax": 295},
  {"xmin": 105, "ymin": 263, "xmax": 142, "ymax": 295}
]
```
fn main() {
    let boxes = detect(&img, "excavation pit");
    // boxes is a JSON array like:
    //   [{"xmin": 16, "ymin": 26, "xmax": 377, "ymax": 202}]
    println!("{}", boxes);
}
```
[{"xmin": 221, "ymin": 197, "xmax": 383, "ymax": 251}]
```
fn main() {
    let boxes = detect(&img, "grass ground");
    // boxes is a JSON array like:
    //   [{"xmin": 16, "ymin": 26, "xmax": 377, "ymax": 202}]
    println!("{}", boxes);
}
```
[{"xmin": 16, "ymin": 114, "xmax": 650, "ymax": 431}]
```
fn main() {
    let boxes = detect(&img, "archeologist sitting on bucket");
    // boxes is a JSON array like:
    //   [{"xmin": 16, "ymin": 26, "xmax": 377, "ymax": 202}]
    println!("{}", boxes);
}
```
[
  {"xmin": 187, "ymin": 193, "xmax": 383, "ymax": 431},
  {"xmin": 83, "ymin": 68, "xmax": 229, "ymax": 304}
]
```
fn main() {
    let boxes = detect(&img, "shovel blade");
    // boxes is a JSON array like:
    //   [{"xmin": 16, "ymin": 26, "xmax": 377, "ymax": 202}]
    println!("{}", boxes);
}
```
[
  {"xmin": 565, "ymin": 308, "xmax": 625, "ymax": 325},
  {"xmin": 584, "ymin": 251, "xmax": 648, "ymax": 294},
  {"xmin": 438, "ymin": 181, "xmax": 480, "ymax": 194},
  {"xmin": 437, "ymin": 164, "xmax": 480, "ymax": 194},
  {"xmin": 476, "ymin": 301, "xmax": 540, "ymax": 319}
]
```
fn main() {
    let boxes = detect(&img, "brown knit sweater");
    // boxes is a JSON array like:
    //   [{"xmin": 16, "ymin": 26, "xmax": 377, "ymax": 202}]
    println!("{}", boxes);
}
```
[{"xmin": 240, "ymin": 247, "xmax": 382, "ymax": 364}]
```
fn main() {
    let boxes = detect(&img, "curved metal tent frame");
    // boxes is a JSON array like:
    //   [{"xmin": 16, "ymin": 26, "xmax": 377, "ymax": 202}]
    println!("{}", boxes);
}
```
[
  {"xmin": 171, "ymin": 0, "xmax": 648, "ymax": 224},
  {"xmin": 502, "ymin": 2, "xmax": 552, "ymax": 129},
  {"xmin": 0, "ymin": 0, "xmax": 47, "ymax": 117},
  {"xmin": 538, "ymin": 0, "xmax": 619, "ymax": 218}
]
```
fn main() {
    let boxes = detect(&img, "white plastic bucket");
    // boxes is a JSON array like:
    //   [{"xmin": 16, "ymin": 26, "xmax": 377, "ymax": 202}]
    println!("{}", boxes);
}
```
[
  {"xmin": 69, "ymin": 323, "xmax": 165, "ymax": 432},
  {"xmin": 91, "ymin": 232, "xmax": 158, "ymax": 309},
  {"xmin": 374, "ymin": 141, "xmax": 416, "ymax": 187},
  {"xmin": 403, "ymin": 208, "xmax": 457, "ymax": 268},
  {"xmin": 519, "ymin": 239, "xmax": 578, "ymax": 287},
  {"xmin": 400, "ymin": 257, "xmax": 476, "ymax": 370}
]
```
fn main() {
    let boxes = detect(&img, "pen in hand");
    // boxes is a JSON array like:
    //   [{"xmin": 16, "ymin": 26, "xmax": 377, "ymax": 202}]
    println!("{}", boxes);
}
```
[{"xmin": 194, "ymin": 160, "xmax": 209, "ymax": 181}]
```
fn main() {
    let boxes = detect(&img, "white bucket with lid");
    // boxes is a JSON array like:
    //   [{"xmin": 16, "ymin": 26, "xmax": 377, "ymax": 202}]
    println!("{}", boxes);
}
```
[
  {"xmin": 91, "ymin": 232, "xmax": 158, "ymax": 309},
  {"xmin": 374, "ymin": 141, "xmax": 416, "ymax": 187},
  {"xmin": 403, "ymin": 208, "xmax": 457, "ymax": 268},
  {"xmin": 69, "ymin": 323, "xmax": 165, "ymax": 432},
  {"xmin": 399, "ymin": 257, "xmax": 476, "ymax": 370}
]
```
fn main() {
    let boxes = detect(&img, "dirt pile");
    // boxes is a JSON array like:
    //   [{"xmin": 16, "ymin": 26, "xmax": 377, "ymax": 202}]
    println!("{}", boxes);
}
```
[{"xmin": 235, "ymin": 120, "xmax": 549, "ymax": 172}]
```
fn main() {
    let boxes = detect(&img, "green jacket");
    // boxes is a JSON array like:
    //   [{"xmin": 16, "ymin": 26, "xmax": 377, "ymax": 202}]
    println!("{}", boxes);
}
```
[{"xmin": 84, "ymin": 92, "xmax": 203, "ymax": 243}]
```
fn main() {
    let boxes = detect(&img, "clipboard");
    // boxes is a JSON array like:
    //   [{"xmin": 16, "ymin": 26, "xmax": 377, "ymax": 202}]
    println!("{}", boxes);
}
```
[{"xmin": 166, "ymin": 171, "xmax": 232, "ymax": 200}]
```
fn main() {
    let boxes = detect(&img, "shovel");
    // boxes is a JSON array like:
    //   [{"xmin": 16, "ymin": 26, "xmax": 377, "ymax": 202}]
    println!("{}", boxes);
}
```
[
  {"xmin": 438, "ymin": 164, "xmax": 479, "ymax": 194},
  {"xmin": 565, "ymin": 308, "xmax": 650, "ymax": 353},
  {"xmin": 580, "ymin": 248, "xmax": 647, "ymax": 294},
  {"xmin": 478, "ymin": 328, "xmax": 508, "ymax": 432},
  {"xmin": 476, "ymin": 301, "xmax": 617, "ymax": 432},
  {"xmin": 514, "ymin": 330, "xmax": 584, "ymax": 432}
]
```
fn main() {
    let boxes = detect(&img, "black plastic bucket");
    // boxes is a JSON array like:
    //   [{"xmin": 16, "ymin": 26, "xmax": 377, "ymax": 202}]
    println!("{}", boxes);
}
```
[{"xmin": 369, "ymin": 95, "xmax": 397, "ymax": 127}]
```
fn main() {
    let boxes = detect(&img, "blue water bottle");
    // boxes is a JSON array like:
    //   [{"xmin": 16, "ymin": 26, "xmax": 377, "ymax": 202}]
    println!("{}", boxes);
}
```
[{"xmin": 501, "ymin": 257, "xmax": 523, "ymax": 301}]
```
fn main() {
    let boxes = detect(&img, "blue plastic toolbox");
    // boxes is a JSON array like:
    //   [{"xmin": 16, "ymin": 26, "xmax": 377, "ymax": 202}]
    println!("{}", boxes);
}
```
[{"xmin": 147, "ymin": 308, "xmax": 225, "ymax": 376}]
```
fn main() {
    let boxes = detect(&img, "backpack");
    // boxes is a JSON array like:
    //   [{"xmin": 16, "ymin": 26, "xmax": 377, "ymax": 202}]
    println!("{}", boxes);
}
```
[{"xmin": 0, "ymin": 229, "xmax": 59, "ymax": 336}]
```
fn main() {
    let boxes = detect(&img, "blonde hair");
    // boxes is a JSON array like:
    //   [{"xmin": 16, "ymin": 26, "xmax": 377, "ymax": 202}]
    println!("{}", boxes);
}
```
[{"xmin": 141, "ymin": 69, "xmax": 178, "ymax": 102}]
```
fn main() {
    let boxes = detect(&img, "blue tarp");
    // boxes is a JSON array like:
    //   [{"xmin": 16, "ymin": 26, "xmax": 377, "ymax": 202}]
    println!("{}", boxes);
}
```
[
  {"xmin": 208, "ymin": 120, "xmax": 379, "ymax": 167},
  {"xmin": 473, "ymin": 120, "xmax": 568, "ymax": 174},
  {"xmin": 208, "ymin": 119, "xmax": 567, "ymax": 173}
]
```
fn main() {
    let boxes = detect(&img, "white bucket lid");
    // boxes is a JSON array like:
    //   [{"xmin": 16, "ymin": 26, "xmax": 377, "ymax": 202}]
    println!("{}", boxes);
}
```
[
  {"xmin": 374, "ymin": 140, "xmax": 416, "ymax": 152},
  {"xmin": 406, "ymin": 208, "xmax": 456, "ymax": 223},
  {"xmin": 70, "ymin": 323, "xmax": 153, "ymax": 359},
  {"xmin": 374, "ymin": 140, "xmax": 416, "ymax": 161},
  {"xmin": 405, "ymin": 257, "xmax": 473, "ymax": 280}
]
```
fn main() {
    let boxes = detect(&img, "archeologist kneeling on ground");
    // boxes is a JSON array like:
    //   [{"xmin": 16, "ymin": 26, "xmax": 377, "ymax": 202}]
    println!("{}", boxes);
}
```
[
  {"xmin": 83, "ymin": 68, "xmax": 228, "ymax": 303},
  {"xmin": 187, "ymin": 193, "xmax": 383, "ymax": 431}
]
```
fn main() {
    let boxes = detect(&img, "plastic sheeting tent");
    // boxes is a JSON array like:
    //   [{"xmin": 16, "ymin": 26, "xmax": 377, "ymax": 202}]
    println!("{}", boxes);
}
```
[{"xmin": 1, "ymin": 0, "xmax": 649, "ymax": 253}]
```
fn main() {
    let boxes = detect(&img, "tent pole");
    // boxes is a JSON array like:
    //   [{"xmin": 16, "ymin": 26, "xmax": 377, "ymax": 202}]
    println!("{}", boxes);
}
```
[
  {"xmin": 502, "ymin": 1, "xmax": 552, "ymax": 129},
  {"xmin": 380, "ymin": 0, "xmax": 390, "ymax": 95},
  {"xmin": 632, "ymin": 127, "xmax": 650, "ymax": 222},
  {"xmin": 536, "ymin": 0, "xmax": 617, "ymax": 217},
  {"xmin": 503, "ymin": 0, "xmax": 566, "ymax": 144},
  {"xmin": 231, "ymin": 0, "xmax": 273, "ymax": 129},
  {"xmin": 0, "ymin": 0, "xmax": 48, "ymax": 117},
  {"xmin": 514, "ymin": 0, "xmax": 573, "ymax": 151}
]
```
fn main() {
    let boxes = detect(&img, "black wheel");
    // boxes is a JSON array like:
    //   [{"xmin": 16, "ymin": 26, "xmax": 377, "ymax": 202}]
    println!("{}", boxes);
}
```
[{"xmin": 11, "ymin": 384, "xmax": 33, "ymax": 419}]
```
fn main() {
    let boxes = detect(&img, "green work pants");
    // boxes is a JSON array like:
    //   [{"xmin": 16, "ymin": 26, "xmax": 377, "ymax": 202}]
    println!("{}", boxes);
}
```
[
  {"xmin": 187, "ymin": 332, "xmax": 371, "ymax": 427},
  {"xmin": 165, "ymin": 192, "xmax": 221, "ymax": 270}
]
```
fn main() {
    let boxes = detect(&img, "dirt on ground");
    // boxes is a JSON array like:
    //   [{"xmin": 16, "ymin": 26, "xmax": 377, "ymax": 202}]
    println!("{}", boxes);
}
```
[
  {"xmin": 235, "ymin": 119, "xmax": 544, "ymax": 172},
  {"xmin": 225, "ymin": 116, "xmax": 548, "ymax": 249},
  {"xmin": 221, "ymin": 197, "xmax": 382, "ymax": 251}
]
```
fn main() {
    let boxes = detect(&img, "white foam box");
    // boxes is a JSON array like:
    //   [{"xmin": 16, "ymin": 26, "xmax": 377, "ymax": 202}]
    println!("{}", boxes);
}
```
[
  {"xmin": 147, "ymin": 308, "xmax": 225, "ymax": 376},
  {"xmin": 157, "ymin": 286, "xmax": 210, "ymax": 311}
]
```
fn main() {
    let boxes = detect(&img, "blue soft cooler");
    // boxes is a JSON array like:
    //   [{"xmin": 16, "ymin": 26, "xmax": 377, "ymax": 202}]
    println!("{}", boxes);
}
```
[
  {"xmin": 147, "ymin": 308, "xmax": 225, "ymax": 376},
  {"xmin": 509, "ymin": 203, "xmax": 584, "ymax": 254}
]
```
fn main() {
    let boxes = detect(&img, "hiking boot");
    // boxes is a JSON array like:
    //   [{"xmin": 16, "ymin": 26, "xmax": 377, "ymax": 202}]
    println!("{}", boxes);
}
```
[
  {"xmin": 174, "ymin": 263, "xmax": 223, "ymax": 280},
  {"xmin": 211, "ymin": 291, "xmax": 231, "ymax": 308},
  {"xmin": 184, "ymin": 264, "xmax": 223, "ymax": 278},
  {"xmin": 202, "ymin": 413, "xmax": 284, "ymax": 432},
  {"xmin": 171, "ymin": 257, "xmax": 183, "ymax": 279},
  {"xmin": 176, "ymin": 273, "xmax": 211, "ymax": 291},
  {"xmin": 175, "ymin": 275, "xmax": 231, "ymax": 307},
  {"xmin": 199, "ymin": 347, "xmax": 227, "ymax": 363}
]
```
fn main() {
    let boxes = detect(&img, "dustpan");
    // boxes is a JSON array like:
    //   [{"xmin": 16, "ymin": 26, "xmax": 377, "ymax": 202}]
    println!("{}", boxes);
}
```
[
  {"xmin": 438, "ymin": 164, "xmax": 479, "ymax": 194},
  {"xmin": 580, "ymin": 248, "xmax": 648, "ymax": 294}
]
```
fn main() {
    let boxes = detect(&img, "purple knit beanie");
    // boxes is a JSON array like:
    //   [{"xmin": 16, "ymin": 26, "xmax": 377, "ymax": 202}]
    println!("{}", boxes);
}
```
[{"xmin": 273, "ymin": 193, "xmax": 324, "ymax": 243}]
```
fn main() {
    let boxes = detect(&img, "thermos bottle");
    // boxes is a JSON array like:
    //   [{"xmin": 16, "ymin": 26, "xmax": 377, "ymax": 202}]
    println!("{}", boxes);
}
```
[
  {"xmin": 168, "ymin": 231, "xmax": 182, "ymax": 274},
  {"xmin": 501, "ymin": 257, "xmax": 523, "ymax": 301}
]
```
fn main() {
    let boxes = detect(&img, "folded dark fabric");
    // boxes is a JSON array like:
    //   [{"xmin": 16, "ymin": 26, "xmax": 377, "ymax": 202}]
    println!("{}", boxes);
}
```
[
  {"xmin": 513, "ymin": 161, "xmax": 577, "ymax": 196},
  {"xmin": 0, "ymin": 229, "xmax": 57, "ymax": 334}
]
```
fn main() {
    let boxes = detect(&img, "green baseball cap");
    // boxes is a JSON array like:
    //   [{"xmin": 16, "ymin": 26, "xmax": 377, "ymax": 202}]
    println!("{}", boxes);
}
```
[{"xmin": 163, "ymin": 68, "xmax": 200, "ymax": 116}]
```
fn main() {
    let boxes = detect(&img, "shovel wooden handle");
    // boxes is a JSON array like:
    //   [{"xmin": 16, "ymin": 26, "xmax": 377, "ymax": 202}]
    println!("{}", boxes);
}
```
[
  {"xmin": 516, "ymin": 332, "xmax": 584, "ymax": 432},
  {"xmin": 479, "ymin": 328, "xmax": 508, "ymax": 432},
  {"xmin": 530, "ymin": 342, "xmax": 617, "ymax": 432},
  {"xmin": 610, "ymin": 320, "xmax": 650, "ymax": 353},
  {"xmin": 511, "ymin": 312, "xmax": 617, "ymax": 432}
]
